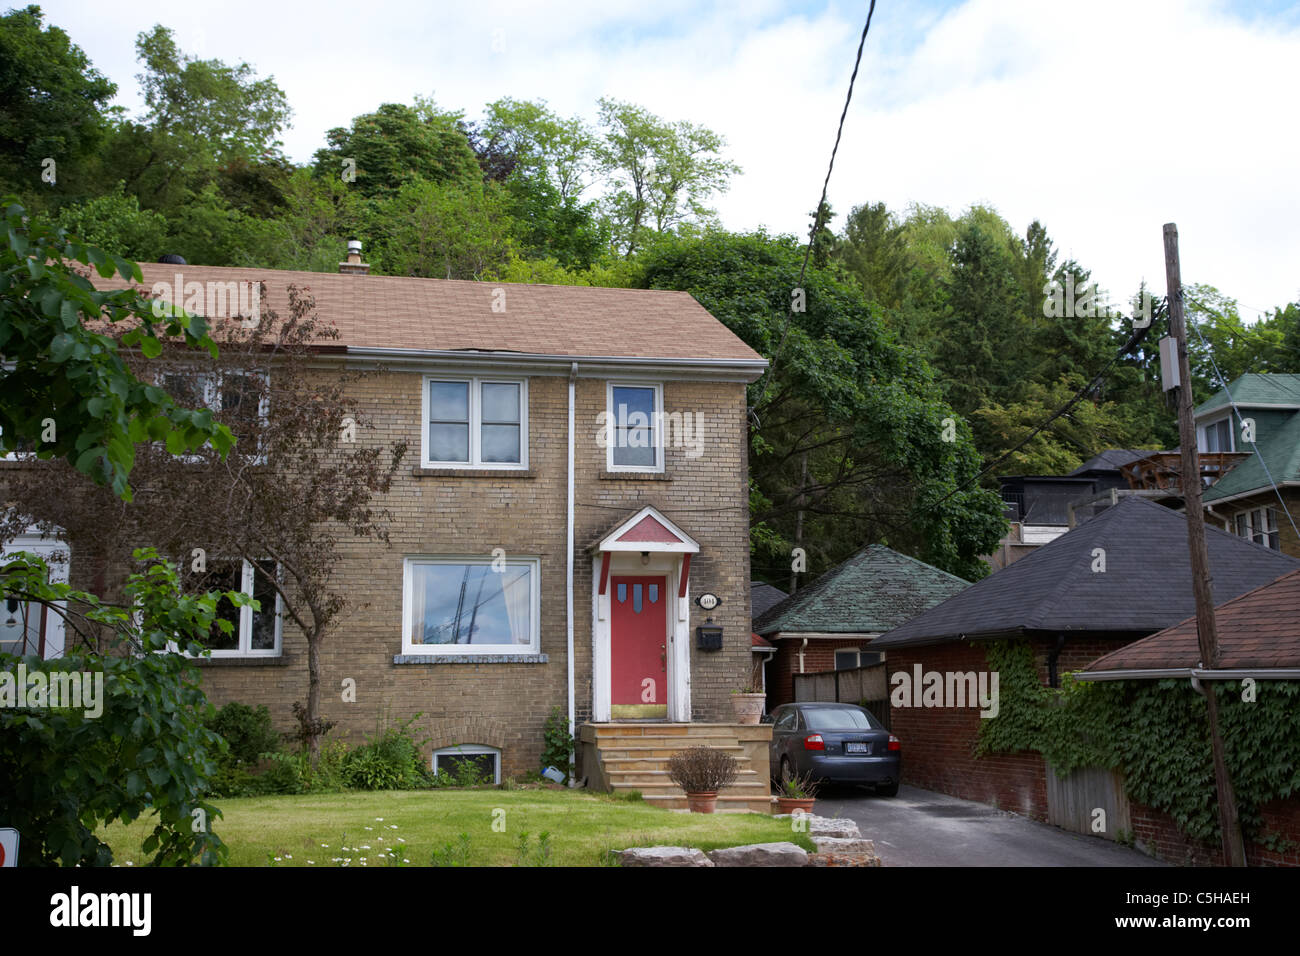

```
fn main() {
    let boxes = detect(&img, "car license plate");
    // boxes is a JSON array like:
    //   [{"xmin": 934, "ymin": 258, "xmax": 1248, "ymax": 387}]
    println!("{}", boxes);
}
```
[{"xmin": 845, "ymin": 742, "xmax": 869, "ymax": 754}]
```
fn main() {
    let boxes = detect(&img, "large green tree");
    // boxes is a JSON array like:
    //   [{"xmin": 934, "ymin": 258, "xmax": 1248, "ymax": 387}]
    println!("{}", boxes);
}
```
[
  {"xmin": 0, "ymin": 4, "xmax": 115, "ymax": 198},
  {"xmin": 640, "ymin": 230, "xmax": 1005, "ymax": 582}
]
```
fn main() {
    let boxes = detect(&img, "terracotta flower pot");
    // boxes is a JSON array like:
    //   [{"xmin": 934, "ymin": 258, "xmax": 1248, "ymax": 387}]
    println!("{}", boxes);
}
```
[
  {"xmin": 730, "ymin": 693, "xmax": 766, "ymax": 725},
  {"xmin": 776, "ymin": 796, "xmax": 816, "ymax": 814},
  {"xmin": 686, "ymin": 790, "xmax": 719, "ymax": 813}
]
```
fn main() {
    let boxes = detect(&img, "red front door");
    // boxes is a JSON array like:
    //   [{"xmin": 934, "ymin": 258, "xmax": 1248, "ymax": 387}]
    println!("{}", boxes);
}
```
[{"xmin": 611, "ymin": 575, "xmax": 668, "ymax": 719}]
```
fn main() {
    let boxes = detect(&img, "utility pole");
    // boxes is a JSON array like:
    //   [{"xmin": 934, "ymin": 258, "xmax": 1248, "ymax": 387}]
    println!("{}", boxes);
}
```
[
  {"xmin": 1163, "ymin": 222, "xmax": 1246, "ymax": 867},
  {"xmin": 789, "ymin": 452, "xmax": 808, "ymax": 594}
]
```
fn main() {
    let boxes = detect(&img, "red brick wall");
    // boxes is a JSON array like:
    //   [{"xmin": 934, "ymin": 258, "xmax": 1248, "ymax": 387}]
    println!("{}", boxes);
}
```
[
  {"xmin": 885, "ymin": 637, "xmax": 1133, "ymax": 822},
  {"xmin": 766, "ymin": 638, "xmax": 873, "ymax": 707},
  {"xmin": 1131, "ymin": 798, "xmax": 1300, "ymax": 867},
  {"xmin": 886, "ymin": 641, "xmax": 1049, "ymax": 820}
]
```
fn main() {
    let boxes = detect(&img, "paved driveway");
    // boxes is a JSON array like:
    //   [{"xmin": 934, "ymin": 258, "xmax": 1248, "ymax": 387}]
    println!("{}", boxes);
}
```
[{"xmin": 812, "ymin": 784, "xmax": 1166, "ymax": 866}]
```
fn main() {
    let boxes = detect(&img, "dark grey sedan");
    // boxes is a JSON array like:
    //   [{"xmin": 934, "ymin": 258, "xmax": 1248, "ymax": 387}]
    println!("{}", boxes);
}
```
[{"xmin": 768, "ymin": 702, "xmax": 901, "ymax": 796}]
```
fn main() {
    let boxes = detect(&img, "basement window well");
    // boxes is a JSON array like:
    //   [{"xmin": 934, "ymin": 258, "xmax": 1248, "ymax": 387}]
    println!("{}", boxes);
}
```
[{"xmin": 432, "ymin": 745, "xmax": 501, "ymax": 785}]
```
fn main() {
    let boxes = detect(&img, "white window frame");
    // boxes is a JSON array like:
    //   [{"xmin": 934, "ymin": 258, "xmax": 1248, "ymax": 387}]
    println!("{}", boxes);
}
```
[
  {"xmin": 1199, "ymin": 415, "xmax": 1234, "ymax": 454},
  {"xmin": 421, "ymin": 376, "xmax": 528, "ymax": 470},
  {"xmin": 0, "ymin": 532, "xmax": 70, "ymax": 659},
  {"xmin": 155, "ymin": 367, "xmax": 270, "ymax": 462},
  {"xmin": 402, "ymin": 555, "xmax": 540, "ymax": 656},
  {"xmin": 432, "ymin": 744, "xmax": 501, "ymax": 784},
  {"xmin": 1233, "ymin": 506, "xmax": 1280, "ymax": 550},
  {"xmin": 173, "ymin": 558, "xmax": 283, "ymax": 658},
  {"xmin": 605, "ymin": 381, "xmax": 664, "ymax": 474}
]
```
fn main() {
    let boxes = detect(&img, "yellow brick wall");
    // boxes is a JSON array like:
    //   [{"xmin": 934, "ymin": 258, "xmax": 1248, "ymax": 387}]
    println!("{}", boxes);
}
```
[{"xmin": 196, "ymin": 368, "xmax": 756, "ymax": 777}]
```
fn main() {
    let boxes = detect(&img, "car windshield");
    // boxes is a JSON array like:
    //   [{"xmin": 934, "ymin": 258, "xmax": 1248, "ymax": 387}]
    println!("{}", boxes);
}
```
[{"xmin": 804, "ymin": 707, "xmax": 878, "ymax": 731}]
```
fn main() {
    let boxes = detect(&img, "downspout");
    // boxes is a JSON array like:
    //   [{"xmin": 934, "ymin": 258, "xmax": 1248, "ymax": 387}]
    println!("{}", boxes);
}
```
[
  {"xmin": 1048, "ymin": 634, "xmax": 1066, "ymax": 688},
  {"xmin": 566, "ymin": 362, "xmax": 577, "ymax": 784},
  {"xmin": 798, "ymin": 637, "xmax": 808, "ymax": 673}
]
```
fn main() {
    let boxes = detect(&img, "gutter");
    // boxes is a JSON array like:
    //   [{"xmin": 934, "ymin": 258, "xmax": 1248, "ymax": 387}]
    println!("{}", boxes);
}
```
[
  {"xmin": 566, "ymin": 362, "xmax": 577, "ymax": 783},
  {"xmin": 342, "ymin": 346, "xmax": 768, "ymax": 382},
  {"xmin": 1076, "ymin": 667, "xmax": 1300, "ymax": 681},
  {"xmin": 1198, "ymin": 481, "xmax": 1300, "ymax": 508}
]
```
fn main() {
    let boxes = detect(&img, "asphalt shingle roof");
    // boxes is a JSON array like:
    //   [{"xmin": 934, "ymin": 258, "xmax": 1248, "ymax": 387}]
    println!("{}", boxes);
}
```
[
  {"xmin": 1069, "ymin": 449, "xmax": 1155, "ymax": 474},
  {"xmin": 871, "ymin": 496, "xmax": 1300, "ymax": 649},
  {"xmin": 752, "ymin": 545, "xmax": 971, "ymax": 637},
  {"xmin": 94, "ymin": 263, "xmax": 766, "ymax": 364},
  {"xmin": 1083, "ymin": 570, "xmax": 1300, "ymax": 672},
  {"xmin": 1194, "ymin": 373, "xmax": 1300, "ymax": 416},
  {"xmin": 750, "ymin": 582, "xmax": 789, "ymax": 621}
]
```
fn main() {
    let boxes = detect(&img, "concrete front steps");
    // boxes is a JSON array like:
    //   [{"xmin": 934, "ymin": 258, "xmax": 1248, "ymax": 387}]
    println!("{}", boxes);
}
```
[{"xmin": 579, "ymin": 722, "xmax": 774, "ymax": 813}]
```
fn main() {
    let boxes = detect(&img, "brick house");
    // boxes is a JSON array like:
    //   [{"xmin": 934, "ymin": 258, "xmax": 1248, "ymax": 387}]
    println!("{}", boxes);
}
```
[
  {"xmin": 752, "ymin": 545, "xmax": 970, "ymax": 708},
  {"xmin": 869, "ymin": 496, "xmax": 1299, "ymax": 822},
  {"xmin": 5, "ymin": 257, "xmax": 772, "ymax": 797},
  {"xmin": 1078, "ymin": 569, "xmax": 1300, "ymax": 866}
]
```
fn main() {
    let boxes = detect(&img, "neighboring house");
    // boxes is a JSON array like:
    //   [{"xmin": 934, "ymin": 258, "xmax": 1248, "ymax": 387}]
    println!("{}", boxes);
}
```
[
  {"xmin": 748, "ymin": 581, "xmax": 787, "ymax": 692},
  {"xmin": 1077, "ymin": 569, "xmax": 1300, "ymax": 866},
  {"xmin": 753, "ymin": 544, "xmax": 971, "ymax": 708},
  {"xmin": 990, "ymin": 449, "xmax": 1160, "ymax": 570},
  {"xmin": 870, "ymin": 495, "xmax": 1300, "ymax": 822},
  {"xmin": 1196, "ymin": 373, "xmax": 1300, "ymax": 557},
  {"xmin": 9, "ymin": 255, "xmax": 770, "ymax": 790}
]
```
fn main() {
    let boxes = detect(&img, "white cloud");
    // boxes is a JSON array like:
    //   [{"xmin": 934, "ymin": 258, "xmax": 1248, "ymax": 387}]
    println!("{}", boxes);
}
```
[{"xmin": 38, "ymin": 0, "xmax": 1300, "ymax": 309}]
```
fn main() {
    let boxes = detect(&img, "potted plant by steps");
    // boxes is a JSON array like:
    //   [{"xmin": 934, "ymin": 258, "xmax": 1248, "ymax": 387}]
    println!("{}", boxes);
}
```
[
  {"xmin": 775, "ymin": 770, "xmax": 819, "ymax": 815},
  {"xmin": 667, "ymin": 746, "xmax": 739, "ymax": 813},
  {"xmin": 730, "ymin": 680, "xmax": 766, "ymax": 725}
]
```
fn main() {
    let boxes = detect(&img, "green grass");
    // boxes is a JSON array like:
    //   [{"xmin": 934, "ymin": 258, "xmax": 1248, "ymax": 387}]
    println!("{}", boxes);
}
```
[{"xmin": 99, "ymin": 789, "xmax": 814, "ymax": 866}]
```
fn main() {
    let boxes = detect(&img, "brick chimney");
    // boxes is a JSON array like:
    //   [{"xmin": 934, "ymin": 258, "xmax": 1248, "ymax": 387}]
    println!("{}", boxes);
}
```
[{"xmin": 339, "ymin": 238, "xmax": 370, "ymax": 276}]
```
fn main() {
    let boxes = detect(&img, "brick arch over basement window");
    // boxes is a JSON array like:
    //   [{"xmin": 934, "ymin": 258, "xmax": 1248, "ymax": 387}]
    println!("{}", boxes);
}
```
[{"xmin": 426, "ymin": 718, "xmax": 508, "ymax": 754}]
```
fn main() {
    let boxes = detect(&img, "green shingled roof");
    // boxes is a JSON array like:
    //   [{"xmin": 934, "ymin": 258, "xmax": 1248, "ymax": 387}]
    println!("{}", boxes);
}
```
[
  {"xmin": 752, "ymin": 544, "xmax": 971, "ymax": 636},
  {"xmin": 1195, "ymin": 373, "xmax": 1300, "ymax": 416}
]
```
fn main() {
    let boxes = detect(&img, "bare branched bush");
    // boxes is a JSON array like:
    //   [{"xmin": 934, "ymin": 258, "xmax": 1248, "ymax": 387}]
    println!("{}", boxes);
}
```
[{"xmin": 667, "ymin": 746, "xmax": 738, "ymax": 793}]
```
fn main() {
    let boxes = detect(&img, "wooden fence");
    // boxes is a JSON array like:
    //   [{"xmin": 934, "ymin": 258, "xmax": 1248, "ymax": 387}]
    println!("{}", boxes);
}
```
[{"xmin": 792, "ymin": 664, "xmax": 890, "ymax": 729}]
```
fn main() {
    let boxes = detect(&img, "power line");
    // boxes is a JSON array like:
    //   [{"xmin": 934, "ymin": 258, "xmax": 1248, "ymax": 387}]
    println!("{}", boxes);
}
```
[{"xmin": 754, "ymin": 0, "xmax": 878, "ymax": 412}]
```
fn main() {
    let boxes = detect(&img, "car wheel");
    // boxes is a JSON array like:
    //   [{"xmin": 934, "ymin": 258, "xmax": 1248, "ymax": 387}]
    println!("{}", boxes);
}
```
[
  {"xmin": 876, "ymin": 781, "xmax": 899, "ymax": 797},
  {"xmin": 780, "ymin": 756, "xmax": 795, "ymax": 787}
]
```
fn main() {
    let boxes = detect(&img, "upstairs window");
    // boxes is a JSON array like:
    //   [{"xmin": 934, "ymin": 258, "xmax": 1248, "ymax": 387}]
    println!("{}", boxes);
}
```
[
  {"xmin": 1202, "ymin": 417, "xmax": 1233, "ymax": 453},
  {"xmin": 423, "ymin": 377, "xmax": 526, "ymax": 468},
  {"xmin": 1233, "ymin": 507, "xmax": 1279, "ymax": 550},
  {"xmin": 606, "ymin": 383, "xmax": 663, "ymax": 472}
]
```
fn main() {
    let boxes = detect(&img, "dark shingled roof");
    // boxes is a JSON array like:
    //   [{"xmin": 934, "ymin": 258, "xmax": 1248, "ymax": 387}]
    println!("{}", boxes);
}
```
[
  {"xmin": 1082, "ymin": 570, "xmax": 1300, "ymax": 672},
  {"xmin": 1070, "ymin": 449, "xmax": 1155, "ymax": 474},
  {"xmin": 871, "ymin": 496, "xmax": 1300, "ymax": 649},
  {"xmin": 753, "ymin": 545, "xmax": 971, "ymax": 637},
  {"xmin": 750, "ymin": 582, "xmax": 789, "ymax": 621}
]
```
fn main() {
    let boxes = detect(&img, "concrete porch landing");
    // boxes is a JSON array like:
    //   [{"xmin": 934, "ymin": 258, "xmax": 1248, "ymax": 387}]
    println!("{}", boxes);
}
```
[{"xmin": 578, "ymin": 722, "xmax": 774, "ymax": 813}]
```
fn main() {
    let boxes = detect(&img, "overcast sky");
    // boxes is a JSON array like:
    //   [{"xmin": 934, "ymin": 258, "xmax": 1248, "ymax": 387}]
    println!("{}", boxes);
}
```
[{"xmin": 39, "ymin": 0, "xmax": 1300, "ymax": 314}]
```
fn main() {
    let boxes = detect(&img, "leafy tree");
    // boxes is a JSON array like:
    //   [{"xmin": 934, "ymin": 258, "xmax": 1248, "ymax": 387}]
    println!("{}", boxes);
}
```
[
  {"xmin": 371, "ymin": 178, "xmax": 515, "ymax": 279},
  {"xmin": 481, "ymin": 97, "xmax": 598, "ymax": 202},
  {"xmin": 313, "ymin": 101, "xmax": 481, "ymax": 199},
  {"xmin": 54, "ymin": 182, "xmax": 168, "ymax": 262},
  {"xmin": 933, "ymin": 220, "xmax": 1029, "ymax": 417},
  {"xmin": 596, "ymin": 98, "xmax": 740, "ymax": 256},
  {"xmin": 0, "ymin": 5, "xmax": 115, "ymax": 195},
  {"xmin": 0, "ymin": 198, "xmax": 234, "ymax": 498},
  {"xmin": 971, "ymin": 373, "xmax": 1154, "ymax": 477},
  {"xmin": 640, "ymin": 230, "xmax": 1005, "ymax": 581},
  {"xmin": 1, "ymin": 285, "xmax": 407, "ymax": 765},
  {"xmin": 108, "ymin": 25, "xmax": 290, "ymax": 211},
  {"xmin": 837, "ymin": 201, "xmax": 911, "ymax": 310},
  {"xmin": 0, "ymin": 549, "xmax": 236, "ymax": 865}
]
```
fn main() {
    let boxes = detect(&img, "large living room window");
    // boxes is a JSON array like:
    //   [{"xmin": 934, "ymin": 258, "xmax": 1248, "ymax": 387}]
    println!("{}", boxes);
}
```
[
  {"xmin": 403, "ymin": 557, "xmax": 539, "ymax": 655},
  {"xmin": 423, "ymin": 377, "xmax": 527, "ymax": 468},
  {"xmin": 606, "ymin": 382, "xmax": 663, "ymax": 472}
]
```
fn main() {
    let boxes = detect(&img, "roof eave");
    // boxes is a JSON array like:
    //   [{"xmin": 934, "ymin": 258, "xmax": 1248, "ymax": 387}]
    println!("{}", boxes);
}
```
[
  {"xmin": 341, "ymin": 346, "xmax": 768, "ymax": 382},
  {"xmin": 1077, "ymin": 666, "xmax": 1300, "ymax": 681}
]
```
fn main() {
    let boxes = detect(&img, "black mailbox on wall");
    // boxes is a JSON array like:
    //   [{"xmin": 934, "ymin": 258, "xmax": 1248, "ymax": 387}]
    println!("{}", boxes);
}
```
[{"xmin": 696, "ymin": 623, "xmax": 722, "ymax": 651}]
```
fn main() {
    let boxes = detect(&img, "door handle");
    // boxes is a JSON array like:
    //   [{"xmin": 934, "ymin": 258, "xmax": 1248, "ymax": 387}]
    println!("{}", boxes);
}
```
[{"xmin": 660, "ymin": 644, "xmax": 666, "ymax": 667}]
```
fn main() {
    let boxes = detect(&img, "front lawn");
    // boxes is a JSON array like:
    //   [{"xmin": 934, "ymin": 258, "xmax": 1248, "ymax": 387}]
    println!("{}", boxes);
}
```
[{"xmin": 100, "ymin": 789, "xmax": 813, "ymax": 866}]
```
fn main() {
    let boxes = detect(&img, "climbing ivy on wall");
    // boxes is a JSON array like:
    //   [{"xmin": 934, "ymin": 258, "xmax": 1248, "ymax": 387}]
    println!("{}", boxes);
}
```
[{"xmin": 977, "ymin": 641, "xmax": 1300, "ymax": 846}]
